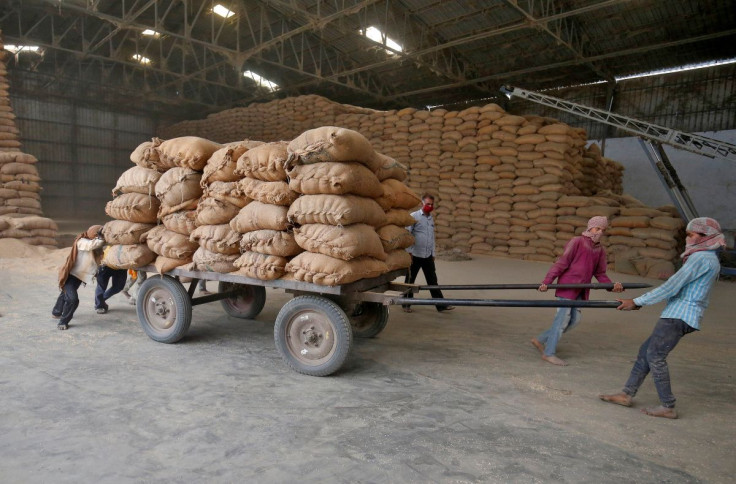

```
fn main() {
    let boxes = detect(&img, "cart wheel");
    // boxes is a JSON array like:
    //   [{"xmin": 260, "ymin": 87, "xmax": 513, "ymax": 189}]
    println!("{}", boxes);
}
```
[
  {"xmin": 349, "ymin": 302, "xmax": 389, "ymax": 338},
  {"xmin": 218, "ymin": 281, "xmax": 266, "ymax": 319},
  {"xmin": 274, "ymin": 296, "xmax": 353, "ymax": 376},
  {"xmin": 136, "ymin": 275, "xmax": 192, "ymax": 344}
]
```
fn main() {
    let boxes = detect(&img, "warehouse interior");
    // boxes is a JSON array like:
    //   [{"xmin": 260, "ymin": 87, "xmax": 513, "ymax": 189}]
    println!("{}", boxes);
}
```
[{"xmin": 1, "ymin": 0, "xmax": 735, "ymax": 482}]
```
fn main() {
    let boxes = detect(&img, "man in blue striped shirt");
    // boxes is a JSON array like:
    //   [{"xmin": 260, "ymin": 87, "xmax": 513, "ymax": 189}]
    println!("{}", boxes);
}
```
[{"xmin": 600, "ymin": 217, "xmax": 725, "ymax": 419}]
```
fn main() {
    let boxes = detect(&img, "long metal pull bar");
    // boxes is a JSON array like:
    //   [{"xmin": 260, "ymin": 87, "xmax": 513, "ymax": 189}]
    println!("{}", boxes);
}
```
[
  {"xmin": 418, "ymin": 283, "xmax": 651, "ymax": 290},
  {"xmin": 500, "ymin": 86, "xmax": 736, "ymax": 162},
  {"xmin": 393, "ymin": 298, "xmax": 620, "ymax": 308}
]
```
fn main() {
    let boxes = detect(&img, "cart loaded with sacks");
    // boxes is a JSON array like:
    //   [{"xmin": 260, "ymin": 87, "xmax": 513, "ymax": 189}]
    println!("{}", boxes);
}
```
[{"xmin": 134, "ymin": 266, "xmax": 651, "ymax": 377}]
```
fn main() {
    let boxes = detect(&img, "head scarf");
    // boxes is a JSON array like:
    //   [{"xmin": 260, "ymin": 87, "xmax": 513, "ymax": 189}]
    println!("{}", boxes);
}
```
[
  {"xmin": 582, "ymin": 216, "xmax": 608, "ymax": 244},
  {"xmin": 57, "ymin": 225, "xmax": 104, "ymax": 290},
  {"xmin": 681, "ymin": 217, "xmax": 726, "ymax": 261}
]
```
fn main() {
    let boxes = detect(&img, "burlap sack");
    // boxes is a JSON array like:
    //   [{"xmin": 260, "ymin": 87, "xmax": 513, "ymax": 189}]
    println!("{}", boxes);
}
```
[
  {"xmin": 287, "ymin": 162, "xmax": 383, "ymax": 198},
  {"xmin": 645, "ymin": 260, "xmax": 676, "ymax": 279},
  {"xmin": 154, "ymin": 255, "xmax": 192, "ymax": 274},
  {"xmin": 0, "ymin": 162, "xmax": 38, "ymax": 176},
  {"xmin": 103, "ymin": 220, "xmax": 154, "ymax": 245},
  {"xmin": 287, "ymin": 127, "xmax": 381, "ymax": 172},
  {"xmin": 155, "ymin": 167, "xmax": 203, "ymax": 208},
  {"xmin": 288, "ymin": 194, "xmax": 386, "ymax": 227},
  {"xmin": 190, "ymin": 224, "xmax": 241, "ymax": 255},
  {"xmin": 102, "ymin": 244, "xmax": 156, "ymax": 269},
  {"xmin": 650, "ymin": 216, "xmax": 685, "ymax": 231},
  {"xmin": 195, "ymin": 197, "xmax": 242, "ymax": 226},
  {"xmin": 631, "ymin": 227, "xmax": 676, "ymax": 242},
  {"xmin": 5, "ymin": 215, "xmax": 58, "ymax": 231},
  {"xmin": 3, "ymin": 180, "xmax": 41, "ymax": 192},
  {"xmin": 157, "ymin": 136, "xmax": 223, "ymax": 171},
  {"xmin": 161, "ymin": 210, "xmax": 197, "ymax": 235},
  {"xmin": 234, "ymin": 141, "xmax": 289, "ymax": 181},
  {"xmin": 384, "ymin": 249, "xmax": 412, "ymax": 271},
  {"xmin": 238, "ymin": 177, "xmax": 298, "ymax": 206},
  {"xmin": 610, "ymin": 216, "xmax": 650, "ymax": 228},
  {"xmin": 144, "ymin": 225, "xmax": 199, "ymax": 259},
  {"xmin": 377, "ymin": 209, "xmax": 413, "ymax": 228},
  {"xmin": 201, "ymin": 143, "xmax": 250, "ymax": 185},
  {"xmin": 375, "ymin": 179, "xmax": 422, "ymax": 210},
  {"xmin": 0, "ymin": 217, "xmax": 9, "ymax": 231},
  {"xmin": 285, "ymin": 252, "xmax": 388, "ymax": 286},
  {"xmin": 230, "ymin": 201, "xmax": 290, "ymax": 233},
  {"xmin": 0, "ymin": 228, "xmax": 32, "ymax": 238},
  {"xmin": 130, "ymin": 139, "xmax": 162, "ymax": 171},
  {"xmin": 105, "ymin": 193, "xmax": 160, "ymax": 223},
  {"xmin": 6, "ymin": 197, "xmax": 41, "ymax": 209},
  {"xmin": 192, "ymin": 247, "xmax": 238, "ymax": 273},
  {"xmin": 240, "ymin": 229, "xmax": 303, "ymax": 257},
  {"xmin": 112, "ymin": 166, "xmax": 162, "ymax": 196},
  {"xmin": 203, "ymin": 181, "xmax": 249, "ymax": 207},
  {"xmin": 31, "ymin": 228, "xmax": 58, "ymax": 238},
  {"xmin": 234, "ymin": 251, "xmax": 288, "ymax": 281},
  {"xmin": 373, "ymin": 153, "xmax": 408, "ymax": 182},
  {"xmin": 376, "ymin": 225, "xmax": 415, "ymax": 251},
  {"xmin": 576, "ymin": 205, "xmax": 620, "ymax": 219},
  {"xmin": 294, "ymin": 223, "xmax": 387, "ymax": 261}
]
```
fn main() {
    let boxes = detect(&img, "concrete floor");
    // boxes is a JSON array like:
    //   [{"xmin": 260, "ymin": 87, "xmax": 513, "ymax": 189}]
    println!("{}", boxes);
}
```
[{"xmin": 1, "ymin": 252, "xmax": 734, "ymax": 483}]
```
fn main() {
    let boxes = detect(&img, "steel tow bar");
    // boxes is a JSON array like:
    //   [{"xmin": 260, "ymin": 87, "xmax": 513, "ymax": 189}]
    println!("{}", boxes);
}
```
[
  {"xmin": 416, "ymin": 283, "xmax": 652, "ymax": 291},
  {"xmin": 391, "ymin": 298, "xmax": 621, "ymax": 308}
]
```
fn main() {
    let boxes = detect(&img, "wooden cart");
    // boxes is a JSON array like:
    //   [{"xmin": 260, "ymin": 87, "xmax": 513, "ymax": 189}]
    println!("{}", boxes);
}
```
[{"xmin": 134, "ymin": 266, "xmax": 650, "ymax": 376}]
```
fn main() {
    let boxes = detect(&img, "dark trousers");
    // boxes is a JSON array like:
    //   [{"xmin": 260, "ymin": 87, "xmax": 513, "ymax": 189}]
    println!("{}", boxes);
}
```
[
  {"xmin": 404, "ymin": 255, "xmax": 448, "ymax": 311},
  {"xmin": 623, "ymin": 318, "xmax": 697, "ymax": 408},
  {"xmin": 94, "ymin": 266, "xmax": 128, "ymax": 310},
  {"xmin": 52, "ymin": 275, "xmax": 83, "ymax": 326}
]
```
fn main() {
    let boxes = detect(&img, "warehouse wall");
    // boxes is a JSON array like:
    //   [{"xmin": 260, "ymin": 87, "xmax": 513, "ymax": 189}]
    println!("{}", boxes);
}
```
[
  {"xmin": 590, "ymin": 129, "xmax": 736, "ymax": 231},
  {"xmin": 10, "ymin": 95, "xmax": 156, "ymax": 220}
]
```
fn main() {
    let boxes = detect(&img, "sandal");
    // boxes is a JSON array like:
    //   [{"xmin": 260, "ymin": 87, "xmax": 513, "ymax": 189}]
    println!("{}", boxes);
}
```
[
  {"xmin": 402, "ymin": 307, "xmax": 413, "ymax": 313},
  {"xmin": 57, "ymin": 324, "xmax": 69, "ymax": 330}
]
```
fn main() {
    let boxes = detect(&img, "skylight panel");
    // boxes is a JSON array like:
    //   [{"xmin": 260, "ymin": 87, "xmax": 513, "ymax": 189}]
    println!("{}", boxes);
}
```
[
  {"xmin": 615, "ymin": 58, "xmax": 736, "ymax": 81},
  {"xmin": 132, "ymin": 54, "xmax": 152, "ymax": 65},
  {"xmin": 360, "ymin": 26, "xmax": 403, "ymax": 55},
  {"xmin": 244, "ymin": 70, "xmax": 279, "ymax": 91},
  {"xmin": 213, "ymin": 4, "xmax": 235, "ymax": 18},
  {"xmin": 141, "ymin": 29, "xmax": 161, "ymax": 37},
  {"xmin": 4, "ymin": 45, "xmax": 42, "ymax": 54}
]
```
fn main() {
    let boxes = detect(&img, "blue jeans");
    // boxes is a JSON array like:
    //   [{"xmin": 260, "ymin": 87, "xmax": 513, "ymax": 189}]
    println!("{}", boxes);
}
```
[
  {"xmin": 623, "ymin": 318, "xmax": 696, "ymax": 408},
  {"xmin": 94, "ymin": 266, "xmax": 128, "ymax": 310},
  {"xmin": 537, "ymin": 296, "xmax": 582, "ymax": 357},
  {"xmin": 52, "ymin": 275, "xmax": 82, "ymax": 326}
]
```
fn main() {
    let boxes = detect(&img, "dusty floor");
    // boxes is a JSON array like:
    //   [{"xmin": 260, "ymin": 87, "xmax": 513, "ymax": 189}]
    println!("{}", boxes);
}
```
[{"xmin": 0, "ymin": 243, "xmax": 734, "ymax": 483}]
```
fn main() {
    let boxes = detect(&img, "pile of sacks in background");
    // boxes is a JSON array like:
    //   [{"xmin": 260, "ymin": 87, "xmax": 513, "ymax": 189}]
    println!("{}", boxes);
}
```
[
  {"xmin": 102, "ymin": 127, "xmax": 417, "ymax": 285},
  {"xmin": 159, "ymin": 94, "xmax": 687, "ymax": 279},
  {"xmin": 0, "ymin": 34, "xmax": 58, "ymax": 248}
]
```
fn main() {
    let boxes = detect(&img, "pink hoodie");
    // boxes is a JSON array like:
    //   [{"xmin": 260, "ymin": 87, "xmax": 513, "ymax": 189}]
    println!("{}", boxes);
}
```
[{"xmin": 543, "ymin": 235, "xmax": 611, "ymax": 300}]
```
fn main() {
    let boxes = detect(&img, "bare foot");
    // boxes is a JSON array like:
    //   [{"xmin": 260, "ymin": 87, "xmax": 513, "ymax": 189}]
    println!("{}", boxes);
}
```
[
  {"xmin": 599, "ymin": 392, "xmax": 632, "ymax": 407},
  {"xmin": 641, "ymin": 406, "xmax": 677, "ymax": 419},
  {"xmin": 530, "ymin": 338, "xmax": 544, "ymax": 354},
  {"xmin": 542, "ymin": 355, "xmax": 568, "ymax": 366}
]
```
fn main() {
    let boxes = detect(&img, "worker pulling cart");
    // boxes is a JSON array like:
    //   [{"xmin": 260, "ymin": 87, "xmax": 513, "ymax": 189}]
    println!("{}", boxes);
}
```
[{"xmin": 134, "ymin": 266, "xmax": 650, "ymax": 377}]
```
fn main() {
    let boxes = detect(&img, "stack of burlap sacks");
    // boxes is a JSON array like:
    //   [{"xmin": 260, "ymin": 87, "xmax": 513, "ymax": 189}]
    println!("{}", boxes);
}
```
[
  {"xmin": 102, "ymin": 128, "xmax": 417, "ymax": 285},
  {"xmin": 160, "ymin": 95, "xmax": 375, "ymax": 143},
  {"xmin": 0, "ymin": 33, "xmax": 58, "ymax": 247},
  {"xmin": 158, "ymin": 95, "xmax": 686, "ymax": 279}
]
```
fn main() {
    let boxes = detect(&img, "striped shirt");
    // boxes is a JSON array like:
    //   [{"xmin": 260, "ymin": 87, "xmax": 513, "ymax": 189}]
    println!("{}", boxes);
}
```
[
  {"xmin": 406, "ymin": 209, "xmax": 435, "ymax": 258},
  {"xmin": 633, "ymin": 251, "xmax": 721, "ymax": 330}
]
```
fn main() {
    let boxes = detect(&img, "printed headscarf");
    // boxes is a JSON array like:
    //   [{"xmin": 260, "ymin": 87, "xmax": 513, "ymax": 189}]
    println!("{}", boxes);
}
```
[
  {"xmin": 57, "ymin": 225, "xmax": 104, "ymax": 290},
  {"xmin": 681, "ymin": 217, "xmax": 726, "ymax": 261},
  {"xmin": 582, "ymin": 216, "xmax": 608, "ymax": 244}
]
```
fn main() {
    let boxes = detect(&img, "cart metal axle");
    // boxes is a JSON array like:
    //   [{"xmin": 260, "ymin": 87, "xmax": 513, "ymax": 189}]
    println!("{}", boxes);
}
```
[
  {"xmin": 392, "ymin": 298, "xmax": 621, "ymax": 308},
  {"xmin": 417, "ymin": 283, "xmax": 651, "ymax": 291}
]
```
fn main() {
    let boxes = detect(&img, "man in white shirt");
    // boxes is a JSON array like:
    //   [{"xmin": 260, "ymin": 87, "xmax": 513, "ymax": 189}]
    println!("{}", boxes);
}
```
[{"xmin": 402, "ymin": 194, "xmax": 455, "ymax": 313}]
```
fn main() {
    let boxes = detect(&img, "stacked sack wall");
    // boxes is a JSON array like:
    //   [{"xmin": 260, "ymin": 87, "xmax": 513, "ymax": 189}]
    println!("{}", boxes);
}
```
[
  {"xmin": 0, "ymin": 32, "xmax": 58, "ymax": 247},
  {"xmin": 159, "ymin": 95, "xmax": 683, "ymax": 278}
]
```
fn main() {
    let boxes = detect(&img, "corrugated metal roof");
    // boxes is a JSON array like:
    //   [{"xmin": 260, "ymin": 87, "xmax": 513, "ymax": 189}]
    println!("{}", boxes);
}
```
[{"xmin": 1, "ymin": 0, "xmax": 735, "ymax": 115}]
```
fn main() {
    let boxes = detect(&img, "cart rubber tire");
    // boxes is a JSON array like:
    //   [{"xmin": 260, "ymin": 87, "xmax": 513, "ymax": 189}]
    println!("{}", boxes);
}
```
[
  {"xmin": 136, "ymin": 275, "xmax": 192, "ymax": 344},
  {"xmin": 218, "ymin": 282, "xmax": 266, "ymax": 319},
  {"xmin": 274, "ymin": 295, "xmax": 353, "ymax": 376},
  {"xmin": 349, "ymin": 302, "xmax": 389, "ymax": 338}
]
